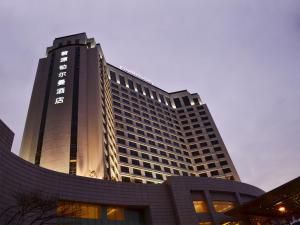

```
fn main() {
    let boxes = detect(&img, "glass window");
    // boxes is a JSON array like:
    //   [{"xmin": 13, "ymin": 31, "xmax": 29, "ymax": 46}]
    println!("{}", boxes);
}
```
[
  {"xmin": 174, "ymin": 98, "xmax": 182, "ymax": 108},
  {"xmin": 107, "ymin": 207, "xmax": 125, "ymax": 221},
  {"xmin": 212, "ymin": 201, "xmax": 236, "ymax": 213},
  {"xmin": 159, "ymin": 94, "xmax": 165, "ymax": 104},
  {"xmin": 193, "ymin": 200, "xmax": 208, "ymax": 213},
  {"xmin": 199, "ymin": 222, "xmax": 213, "ymax": 225},
  {"xmin": 145, "ymin": 87, "xmax": 151, "ymax": 97},
  {"xmin": 119, "ymin": 75, "xmax": 126, "ymax": 86},
  {"xmin": 128, "ymin": 79, "xmax": 134, "ymax": 90},
  {"xmin": 109, "ymin": 71, "xmax": 116, "ymax": 81},
  {"xmin": 136, "ymin": 83, "xmax": 143, "ymax": 94},
  {"xmin": 182, "ymin": 96, "xmax": 191, "ymax": 106},
  {"xmin": 57, "ymin": 201, "xmax": 100, "ymax": 219}
]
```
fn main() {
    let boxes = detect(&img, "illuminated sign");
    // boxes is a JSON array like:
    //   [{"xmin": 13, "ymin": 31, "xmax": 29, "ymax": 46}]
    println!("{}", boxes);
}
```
[
  {"xmin": 55, "ymin": 51, "xmax": 69, "ymax": 105},
  {"xmin": 119, "ymin": 66, "xmax": 153, "ymax": 85}
]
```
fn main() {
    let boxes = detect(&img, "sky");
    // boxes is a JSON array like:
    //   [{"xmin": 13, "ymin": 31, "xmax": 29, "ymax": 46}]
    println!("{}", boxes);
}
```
[{"xmin": 0, "ymin": 0, "xmax": 299, "ymax": 191}]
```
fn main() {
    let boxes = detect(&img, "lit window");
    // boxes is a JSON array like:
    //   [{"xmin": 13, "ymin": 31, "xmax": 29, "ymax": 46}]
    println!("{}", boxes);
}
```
[
  {"xmin": 221, "ymin": 222, "xmax": 240, "ymax": 225},
  {"xmin": 212, "ymin": 201, "xmax": 236, "ymax": 213},
  {"xmin": 193, "ymin": 201, "xmax": 208, "ymax": 213},
  {"xmin": 107, "ymin": 207, "xmax": 125, "ymax": 221},
  {"xmin": 199, "ymin": 222, "xmax": 213, "ymax": 225},
  {"xmin": 57, "ymin": 201, "xmax": 100, "ymax": 219}
]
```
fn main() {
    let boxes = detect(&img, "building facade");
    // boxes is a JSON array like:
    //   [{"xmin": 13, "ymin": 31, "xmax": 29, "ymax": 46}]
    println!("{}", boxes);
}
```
[
  {"xmin": 20, "ymin": 33, "xmax": 239, "ymax": 184},
  {"xmin": 0, "ymin": 146, "xmax": 264, "ymax": 225},
  {"xmin": 0, "ymin": 119, "xmax": 14, "ymax": 152}
]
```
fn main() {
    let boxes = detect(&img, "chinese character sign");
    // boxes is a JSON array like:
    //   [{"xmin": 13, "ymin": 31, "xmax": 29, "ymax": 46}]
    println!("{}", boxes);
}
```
[{"xmin": 55, "ymin": 51, "xmax": 69, "ymax": 105}]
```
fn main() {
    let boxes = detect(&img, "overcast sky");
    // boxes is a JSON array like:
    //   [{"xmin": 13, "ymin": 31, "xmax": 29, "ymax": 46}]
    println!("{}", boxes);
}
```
[{"xmin": 0, "ymin": 0, "xmax": 299, "ymax": 191}]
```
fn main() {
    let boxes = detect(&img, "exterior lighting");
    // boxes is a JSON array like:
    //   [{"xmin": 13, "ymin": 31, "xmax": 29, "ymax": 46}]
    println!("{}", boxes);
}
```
[{"xmin": 278, "ymin": 206, "xmax": 286, "ymax": 213}]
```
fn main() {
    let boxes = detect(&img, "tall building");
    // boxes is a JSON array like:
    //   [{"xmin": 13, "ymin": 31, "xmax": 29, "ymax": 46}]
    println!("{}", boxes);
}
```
[
  {"xmin": 20, "ymin": 33, "xmax": 239, "ymax": 184},
  {"xmin": 0, "ymin": 119, "xmax": 14, "ymax": 152}
]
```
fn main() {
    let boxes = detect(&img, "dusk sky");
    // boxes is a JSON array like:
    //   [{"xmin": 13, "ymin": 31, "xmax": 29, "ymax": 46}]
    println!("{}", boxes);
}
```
[{"xmin": 0, "ymin": 0, "xmax": 299, "ymax": 191}]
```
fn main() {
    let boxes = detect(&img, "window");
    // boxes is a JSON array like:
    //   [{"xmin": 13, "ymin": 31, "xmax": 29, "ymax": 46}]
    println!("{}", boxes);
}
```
[
  {"xmin": 116, "ymin": 130, "xmax": 125, "ymax": 136},
  {"xmin": 223, "ymin": 168, "xmax": 231, "ymax": 174},
  {"xmin": 162, "ymin": 159, "xmax": 169, "ymax": 165},
  {"xmin": 159, "ymin": 94, "xmax": 165, "ymax": 104},
  {"xmin": 119, "ymin": 156, "xmax": 128, "ymax": 163},
  {"xmin": 199, "ymin": 222, "xmax": 213, "ymax": 225},
  {"xmin": 133, "ymin": 169, "xmax": 141, "ymax": 175},
  {"xmin": 118, "ymin": 147, "xmax": 127, "ymax": 153},
  {"xmin": 57, "ymin": 201, "xmax": 100, "ymax": 219},
  {"xmin": 211, "ymin": 140, "xmax": 219, "ymax": 145},
  {"xmin": 205, "ymin": 156, "xmax": 213, "ymax": 161},
  {"xmin": 145, "ymin": 171, "xmax": 152, "ymax": 178},
  {"xmin": 156, "ymin": 174, "xmax": 163, "ymax": 180},
  {"xmin": 200, "ymin": 142, "xmax": 208, "ymax": 147},
  {"xmin": 141, "ymin": 153, "xmax": 149, "ymax": 159},
  {"xmin": 217, "ymin": 153, "xmax": 225, "ymax": 159},
  {"xmin": 121, "ymin": 166, "xmax": 129, "ymax": 173},
  {"xmin": 140, "ymin": 145, "xmax": 147, "ymax": 151},
  {"xmin": 152, "ymin": 156, "xmax": 159, "ymax": 162},
  {"xmin": 122, "ymin": 176, "xmax": 130, "ymax": 182},
  {"xmin": 107, "ymin": 207, "xmax": 125, "ymax": 221},
  {"xmin": 154, "ymin": 165, "xmax": 161, "ymax": 171},
  {"xmin": 129, "ymin": 142, "xmax": 137, "ymax": 148},
  {"xmin": 132, "ymin": 159, "xmax": 139, "ymax": 166},
  {"xmin": 126, "ymin": 126, "xmax": 134, "ymax": 132},
  {"xmin": 144, "ymin": 87, "xmax": 151, "ymax": 97},
  {"xmin": 197, "ymin": 165, "xmax": 205, "ymax": 171},
  {"xmin": 173, "ymin": 169, "xmax": 180, "ymax": 175},
  {"xmin": 208, "ymin": 163, "xmax": 216, "ymax": 168},
  {"xmin": 110, "ymin": 71, "xmax": 116, "ymax": 81},
  {"xmin": 138, "ymin": 137, "xmax": 146, "ymax": 143},
  {"xmin": 195, "ymin": 129, "xmax": 203, "ymax": 134},
  {"xmin": 212, "ymin": 201, "xmax": 236, "ymax": 213},
  {"xmin": 164, "ymin": 167, "xmax": 171, "ymax": 173},
  {"xmin": 128, "ymin": 79, "xmax": 134, "ymax": 90},
  {"xmin": 130, "ymin": 150, "xmax": 138, "ymax": 156},
  {"xmin": 220, "ymin": 161, "xmax": 228, "ymax": 166},
  {"xmin": 128, "ymin": 133, "xmax": 135, "ymax": 139},
  {"xmin": 136, "ymin": 83, "xmax": 143, "ymax": 94},
  {"xmin": 202, "ymin": 149, "xmax": 210, "ymax": 154},
  {"xmin": 182, "ymin": 96, "xmax": 190, "ymax": 106},
  {"xmin": 174, "ymin": 98, "xmax": 182, "ymax": 108},
  {"xmin": 194, "ymin": 158, "xmax": 202, "ymax": 163},
  {"xmin": 193, "ymin": 201, "xmax": 208, "ymax": 213},
  {"xmin": 211, "ymin": 170, "xmax": 219, "ymax": 176},
  {"xmin": 117, "ymin": 138, "xmax": 126, "ymax": 145},
  {"xmin": 143, "ymin": 162, "xmax": 151, "ymax": 168},
  {"xmin": 190, "ymin": 144, "xmax": 197, "ymax": 149},
  {"xmin": 209, "ymin": 134, "xmax": 216, "ymax": 139},
  {"xmin": 119, "ymin": 75, "xmax": 126, "ymax": 86}
]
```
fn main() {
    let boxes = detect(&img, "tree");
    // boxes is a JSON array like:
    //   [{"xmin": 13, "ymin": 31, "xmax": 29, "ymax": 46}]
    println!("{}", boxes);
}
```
[{"xmin": 0, "ymin": 190, "xmax": 81, "ymax": 225}]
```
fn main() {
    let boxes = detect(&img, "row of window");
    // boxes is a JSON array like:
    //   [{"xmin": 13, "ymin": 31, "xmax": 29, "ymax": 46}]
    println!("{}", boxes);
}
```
[
  {"xmin": 118, "ymin": 145, "xmax": 192, "ymax": 168},
  {"xmin": 120, "ymin": 165, "xmax": 189, "ymax": 180},
  {"xmin": 110, "ymin": 70, "xmax": 200, "ymax": 109},
  {"xmin": 193, "ymin": 200, "xmax": 236, "ymax": 213},
  {"xmin": 111, "ymin": 87, "xmax": 176, "ymax": 119},
  {"xmin": 119, "ymin": 154, "xmax": 192, "ymax": 171}
]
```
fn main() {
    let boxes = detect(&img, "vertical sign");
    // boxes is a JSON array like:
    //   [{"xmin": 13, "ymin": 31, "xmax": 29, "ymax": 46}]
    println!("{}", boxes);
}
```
[{"xmin": 54, "ymin": 50, "xmax": 69, "ymax": 105}]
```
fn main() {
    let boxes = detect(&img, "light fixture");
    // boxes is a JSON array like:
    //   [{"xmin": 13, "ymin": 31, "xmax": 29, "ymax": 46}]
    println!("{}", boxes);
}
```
[{"xmin": 278, "ymin": 206, "xmax": 286, "ymax": 213}]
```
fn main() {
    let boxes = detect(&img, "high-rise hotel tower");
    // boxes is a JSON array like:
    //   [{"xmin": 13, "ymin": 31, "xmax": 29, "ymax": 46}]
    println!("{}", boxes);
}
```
[{"xmin": 20, "ymin": 33, "xmax": 240, "ymax": 183}]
